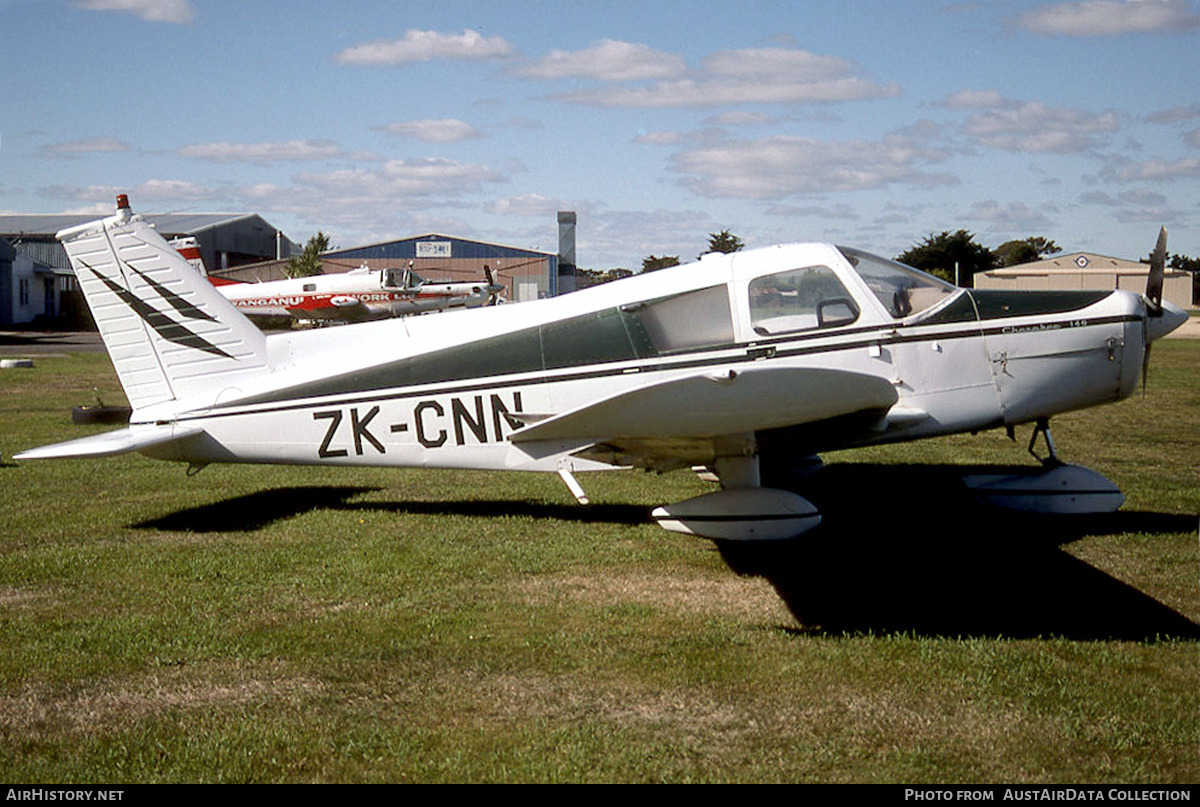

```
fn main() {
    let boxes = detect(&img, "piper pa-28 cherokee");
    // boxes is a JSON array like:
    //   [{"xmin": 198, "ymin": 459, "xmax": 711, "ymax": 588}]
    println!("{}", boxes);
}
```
[
  {"xmin": 210, "ymin": 263, "xmax": 504, "ymax": 323},
  {"xmin": 17, "ymin": 196, "xmax": 1188, "ymax": 540}
]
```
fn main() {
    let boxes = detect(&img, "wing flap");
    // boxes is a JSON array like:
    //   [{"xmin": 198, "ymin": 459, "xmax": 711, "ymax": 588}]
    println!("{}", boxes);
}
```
[
  {"xmin": 15, "ymin": 424, "xmax": 203, "ymax": 460},
  {"xmin": 510, "ymin": 366, "xmax": 898, "ymax": 444}
]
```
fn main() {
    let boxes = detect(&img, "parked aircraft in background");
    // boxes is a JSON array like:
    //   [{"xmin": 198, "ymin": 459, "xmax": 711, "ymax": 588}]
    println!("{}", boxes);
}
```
[
  {"xmin": 209, "ymin": 264, "xmax": 504, "ymax": 323},
  {"xmin": 18, "ymin": 196, "xmax": 1188, "ymax": 540}
]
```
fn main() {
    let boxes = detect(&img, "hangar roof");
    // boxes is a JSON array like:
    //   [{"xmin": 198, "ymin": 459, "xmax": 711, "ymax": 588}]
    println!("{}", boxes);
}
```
[
  {"xmin": 328, "ymin": 233, "xmax": 554, "ymax": 262},
  {"xmin": 0, "ymin": 212, "xmax": 259, "ymax": 239},
  {"xmin": 0, "ymin": 212, "xmax": 297, "ymax": 272},
  {"xmin": 982, "ymin": 251, "xmax": 1184, "ymax": 277}
]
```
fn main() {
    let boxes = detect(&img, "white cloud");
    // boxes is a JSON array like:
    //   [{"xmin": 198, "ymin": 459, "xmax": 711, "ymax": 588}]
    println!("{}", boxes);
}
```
[
  {"xmin": 951, "ymin": 94, "xmax": 1120, "ymax": 153},
  {"xmin": 43, "ymin": 179, "xmax": 216, "ymax": 203},
  {"xmin": 336, "ymin": 29, "xmax": 514, "ymax": 66},
  {"xmin": 704, "ymin": 111, "xmax": 782, "ymax": 126},
  {"xmin": 1115, "ymin": 205, "xmax": 1178, "ymax": 223},
  {"xmin": 39, "ymin": 136, "xmax": 131, "ymax": 158},
  {"xmin": 1119, "ymin": 188, "xmax": 1168, "ymax": 205},
  {"xmin": 1146, "ymin": 102, "xmax": 1200, "ymax": 123},
  {"xmin": 514, "ymin": 39, "xmax": 686, "ymax": 81},
  {"xmin": 1017, "ymin": 0, "xmax": 1200, "ymax": 36},
  {"xmin": 576, "ymin": 208, "xmax": 717, "ymax": 269},
  {"xmin": 178, "ymin": 140, "xmax": 341, "ymax": 163},
  {"xmin": 632, "ymin": 131, "xmax": 684, "ymax": 145},
  {"xmin": 1101, "ymin": 156, "xmax": 1200, "ymax": 182},
  {"xmin": 672, "ymin": 131, "xmax": 953, "ymax": 199},
  {"xmin": 550, "ymin": 46, "xmax": 898, "ymax": 108},
  {"xmin": 234, "ymin": 159, "xmax": 506, "ymax": 244},
  {"xmin": 487, "ymin": 194, "xmax": 574, "ymax": 217},
  {"xmin": 295, "ymin": 158, "xmax": 503, "ymax": 203},
  {"xmin": 765, "ymin": 203, "xmax": 860, "ymax": 220},
  {"xmin": 942, "ymin": 89, "xmax": 1006, "ymax": 109},
  {"xmin": 134, "ymin": 178, "xmax": 218, "ymax": 201},
  {"xmin": 968, "ymin": 201, "xmax": 1051, "ymax": 230},
  {"xmin": 377, "ymin": 119, "xmax": 484, "ymax": 143},
  {"xmin": 75, "ymin": 0, "xmax": 193, "ymax": 24}
]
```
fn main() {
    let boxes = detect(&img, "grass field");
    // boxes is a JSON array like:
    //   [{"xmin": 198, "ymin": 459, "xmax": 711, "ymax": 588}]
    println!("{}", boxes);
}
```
[{"xmin": 1, "ymin": 343, "xmax": 1196, "ymax": 783}]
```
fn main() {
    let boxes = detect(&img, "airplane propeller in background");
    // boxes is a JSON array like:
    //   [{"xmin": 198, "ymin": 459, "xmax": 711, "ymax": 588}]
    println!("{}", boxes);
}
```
[{"xmin": 483, "ymin": 265, "xmax": 504, "ymax": 306}]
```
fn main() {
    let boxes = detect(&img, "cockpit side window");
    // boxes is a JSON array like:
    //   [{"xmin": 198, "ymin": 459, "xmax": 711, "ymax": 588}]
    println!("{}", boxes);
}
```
[
  {"xmin": 383, "ymin": 269, "xmax": 426, "ymax": 289},
  {"xmin": 748, "ymin": 265, "xmax": 859, "ymax": 335},
  {"xmin": 839, "ymin": 247, "xmax": 957, "ymax": 319}
]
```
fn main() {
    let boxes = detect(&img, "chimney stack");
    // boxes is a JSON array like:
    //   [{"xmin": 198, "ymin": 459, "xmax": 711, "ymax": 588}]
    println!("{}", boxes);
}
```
[{"xmin": 557, "ymin": 211, "xmax": 577, "ymax": 295}]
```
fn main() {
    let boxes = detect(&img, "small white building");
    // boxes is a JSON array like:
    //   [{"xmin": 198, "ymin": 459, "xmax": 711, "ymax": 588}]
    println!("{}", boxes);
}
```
[
  {"xmin": 974, "ymin": 251, "xmax": 1192, "ymax": 309},
  {"xmin": 0, "ymin": 238, "xmax": 75, "ymax": 326}
]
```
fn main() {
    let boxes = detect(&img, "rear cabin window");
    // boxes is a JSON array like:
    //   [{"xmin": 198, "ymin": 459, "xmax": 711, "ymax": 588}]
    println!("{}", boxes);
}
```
[
  {"xmin": 749, "ymin": 266, "xmax": 859, "ymax": 335},
  {"xmin": 626, "ymin": 285, "xmax": 735, "ymax": 354}
]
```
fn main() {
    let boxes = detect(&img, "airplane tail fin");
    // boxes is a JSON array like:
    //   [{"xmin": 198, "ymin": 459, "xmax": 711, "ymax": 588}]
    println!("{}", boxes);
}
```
[{"xmin": 59, "ymin": 195, "xmax": 269, "ymax": 411}]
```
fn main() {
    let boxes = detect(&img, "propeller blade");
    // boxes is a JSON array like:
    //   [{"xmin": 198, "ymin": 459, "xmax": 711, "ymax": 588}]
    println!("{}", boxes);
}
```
[
  {"xmin": 1146, "ymin": 226, "xmax": 1166, "ymax": 314},
  {"xmin": 483, "ymin": 264, "xmax": 501, "ymax": 305},
  {"xmin": 1141, "ymin": 343, "xmax": 1152, "ymax": 397},
  {"xmin": 1141, "ymin": 227, "xmax": 1167, "ymax": 394}
]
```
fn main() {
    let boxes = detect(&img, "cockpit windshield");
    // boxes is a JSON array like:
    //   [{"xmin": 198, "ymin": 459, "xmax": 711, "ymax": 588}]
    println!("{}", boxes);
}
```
[
  {"xmin": 838, "ymin": 247, "xmax": 958, "ymax": 319},
  {"xmin": 383, "ymin": 268, "xmax": 427, "ymax": 289}
]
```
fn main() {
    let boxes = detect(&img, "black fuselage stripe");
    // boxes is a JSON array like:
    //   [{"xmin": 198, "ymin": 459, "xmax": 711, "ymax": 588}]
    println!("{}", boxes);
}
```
[{"xmin": 173, "ymin": 313, "xmax": 1139, "ymax": 424}]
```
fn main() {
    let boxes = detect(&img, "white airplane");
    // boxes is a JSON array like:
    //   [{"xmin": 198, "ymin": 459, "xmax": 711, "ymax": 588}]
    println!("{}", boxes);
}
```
[
  {"xmin": 210, "ymin": 263, "xmax": 505, "ymax": 323},
  {"xmin": 16, "ymin": 196, "xmax": 1189, "ymax": 540}
]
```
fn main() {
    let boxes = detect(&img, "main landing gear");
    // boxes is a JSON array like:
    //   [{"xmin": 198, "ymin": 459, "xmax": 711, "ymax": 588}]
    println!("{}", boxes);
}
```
[
  {"xmin": 965, "ymin": 418, "xmax": 1125, "ymax": 514},
  {"xmin": 651, "ymin": 450, "xmax": 822, "ymax": 541}
]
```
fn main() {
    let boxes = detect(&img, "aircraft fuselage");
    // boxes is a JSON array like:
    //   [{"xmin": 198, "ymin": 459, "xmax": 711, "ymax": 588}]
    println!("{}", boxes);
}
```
[{"xmin": 140, "ymin": 245, "xmax": 1148, "ymax": 474}]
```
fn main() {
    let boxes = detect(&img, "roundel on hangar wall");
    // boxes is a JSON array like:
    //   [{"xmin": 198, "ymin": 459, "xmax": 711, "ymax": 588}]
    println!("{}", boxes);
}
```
[{"xmin": 1074, "ymin": 254, "xmax": 1090, "ymax": 268}]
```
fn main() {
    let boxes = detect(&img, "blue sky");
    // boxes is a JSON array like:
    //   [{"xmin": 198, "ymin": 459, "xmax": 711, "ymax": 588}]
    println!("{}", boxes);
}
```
[{"xmin": 3, "ymin": 0, "xmax": 1198, "ymax": 269}]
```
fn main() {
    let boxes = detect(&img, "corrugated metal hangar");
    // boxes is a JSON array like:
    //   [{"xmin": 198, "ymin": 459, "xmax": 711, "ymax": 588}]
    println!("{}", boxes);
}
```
[
  {"xmin": 214, "ymin": 214, "xmax": 579, "ymax": 304},
  {"xmin": 975, "ymin": 250, "xmax": 1192, "ymax": 308},
  {"xmin": 212, "ymin": 234, "xmax": 558, "ymax": 304},
  {"xmin": 330, "ymin": 234, "xmax": 559, "ymax": 303},
  {"xmin": 0, "ymin": 207, "xmax": 580, "ymax": 325},
  {"xmin": 0, "ymin": 212, "xmax": 297, "ymax": 276}
]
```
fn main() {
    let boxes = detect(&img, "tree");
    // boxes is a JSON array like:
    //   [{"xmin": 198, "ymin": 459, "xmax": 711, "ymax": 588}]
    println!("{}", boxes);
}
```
[
  {"xmin": 1168, "ymin": 253, "xmax": 1199, "ymax": 273},
  {"xmin": 641, "ymin": 254, "xmax": 680, "ymax": 273},
  {"xmin": 703, "ymin": 229, "xmax": 744, "ymax": 256},
  {"xmin": 285, "ymin": 232, "xmax": 331, "ymax": 279},
  {"xmin": 576, "ymin": 267, "xmax": 634, "ymax": 288},
  {"xmin": 1168, "ymin": 253, "xmax": 1200, "ymax": 305},
  {"xmin": 994, "ymin": 236, "xmax": 1062, "ymax": 267},
  {"xmin": 896, "ymin": 230, "xmax": 994, "ymax": 285}
]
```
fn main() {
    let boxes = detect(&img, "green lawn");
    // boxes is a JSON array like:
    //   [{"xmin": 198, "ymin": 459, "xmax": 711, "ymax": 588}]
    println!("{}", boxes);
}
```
[{"xmin": 1, "ymin": 343, "xmax": 1196, "ymax": 783}]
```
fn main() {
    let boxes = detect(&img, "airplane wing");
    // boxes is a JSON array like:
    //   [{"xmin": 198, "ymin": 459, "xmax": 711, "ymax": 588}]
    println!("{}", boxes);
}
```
[
  {"xmin": 510, "ymin": 365, "xmax": 897, "ymax": 469},
  {"xmin": 15, "ymin": 424, "xmax": 203, "ymax": 460}
]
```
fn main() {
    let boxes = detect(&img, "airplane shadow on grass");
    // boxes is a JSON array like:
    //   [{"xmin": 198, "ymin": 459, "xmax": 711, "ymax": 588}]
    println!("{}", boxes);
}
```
[
  {"xmin": 132, "ymin": 485, "xmax": 651, "ymax": 532},
  {"xmin": 718, "ymin": 463, "xmax": 1200, "ymax": 640},
  {"xmin": 134, "ymin": 486, "xmax": 382, "ymax": 532},
  {"xmin": 131, "ymin": 466, "xmax": 1198, "ymax": 641}
]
